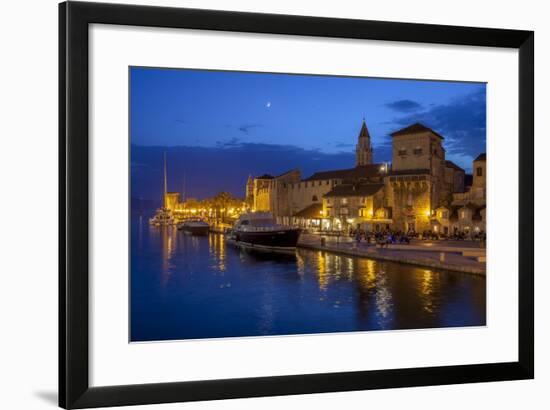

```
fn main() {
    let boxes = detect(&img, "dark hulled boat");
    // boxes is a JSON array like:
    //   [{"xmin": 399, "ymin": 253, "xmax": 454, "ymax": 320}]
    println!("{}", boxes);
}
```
[
  {"xmin": 177, "ymin": 219, "xmax": 210, "ymax": 235},
  {"xmin": 229, "ymin": 212, "xmax": 301, "ymax": 251}
]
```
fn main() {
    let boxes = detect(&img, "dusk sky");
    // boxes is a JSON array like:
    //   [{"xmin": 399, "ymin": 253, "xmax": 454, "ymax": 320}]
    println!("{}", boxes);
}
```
[{"xmin": 130, "ymin": 67, "xmax": 486, "ymax": 202}]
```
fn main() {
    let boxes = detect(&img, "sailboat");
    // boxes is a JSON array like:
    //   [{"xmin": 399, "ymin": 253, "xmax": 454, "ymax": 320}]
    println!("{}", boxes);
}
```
[{"xmin": 149, "ymin": 152, "xmax": 175, "ymax": 226}]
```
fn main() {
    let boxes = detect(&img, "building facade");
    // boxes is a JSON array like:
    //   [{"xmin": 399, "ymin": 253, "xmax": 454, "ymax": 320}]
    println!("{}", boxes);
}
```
[
  {"xmin": 431, "ymin": 153, "xmax": 486, "ymax": 235},
  {"xmin": 248, "ymin": 119, "xmax": 483, "ymax": 235}
]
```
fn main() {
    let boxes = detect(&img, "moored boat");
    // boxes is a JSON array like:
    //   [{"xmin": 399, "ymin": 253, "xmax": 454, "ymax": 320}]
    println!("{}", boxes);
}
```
[
  {"xmin": 149, "ymin": 208, "xmax": 175, "ymax": 226},
  {"xmin": 228, "ymin": 212, "xmax": 301, "ymax": 251},
  {"xmin": 177, "ymin": 219, "xmax": 210, "ymax": 235}
]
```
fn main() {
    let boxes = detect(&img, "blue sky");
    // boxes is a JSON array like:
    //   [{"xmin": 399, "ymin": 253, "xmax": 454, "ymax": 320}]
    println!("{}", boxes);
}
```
[{"xmin": 130, "ymin": 67, "xmax": 486, "ymax": 201}]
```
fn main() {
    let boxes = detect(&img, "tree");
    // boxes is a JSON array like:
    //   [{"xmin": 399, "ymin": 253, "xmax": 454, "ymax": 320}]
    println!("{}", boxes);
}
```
[{"xmin": 212, "ymin": 191, "xmax": 233, "ymax": 223}]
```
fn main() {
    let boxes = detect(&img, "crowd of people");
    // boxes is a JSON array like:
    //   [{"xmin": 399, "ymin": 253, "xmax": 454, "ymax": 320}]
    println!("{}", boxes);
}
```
[
  {"xmin": 344, "ymin": 227, "xmax": 487, "ymax": 247},
  {"xmin": 348, "ymin": 228, "xmax": 411, "ymax": 247}
]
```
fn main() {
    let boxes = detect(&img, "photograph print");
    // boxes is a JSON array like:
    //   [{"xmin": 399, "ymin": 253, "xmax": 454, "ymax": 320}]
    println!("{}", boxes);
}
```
[{"xmin": 130, "ymin": 67, "xmax": 487, "ymax": 342}]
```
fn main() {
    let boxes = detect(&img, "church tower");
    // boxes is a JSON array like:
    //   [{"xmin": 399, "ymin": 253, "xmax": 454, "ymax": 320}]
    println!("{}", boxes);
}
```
[{"xmin": 356, "ymin": 119, "xmax": 373, "ymax": 166}]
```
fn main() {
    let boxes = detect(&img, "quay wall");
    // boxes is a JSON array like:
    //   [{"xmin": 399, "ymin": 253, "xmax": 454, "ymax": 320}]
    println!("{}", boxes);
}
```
[{"xmin": 297, "ymin": 242, "xmax": 486, "ymax": 276}]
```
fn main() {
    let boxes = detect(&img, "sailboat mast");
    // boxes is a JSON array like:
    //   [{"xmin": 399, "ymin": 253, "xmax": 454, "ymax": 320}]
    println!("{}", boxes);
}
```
[
  {"xmin": 182, "ymin": 172, "xmax": 186, "ymax": 202},
  {"xmin": 163, "ymin": 151, "xmax": 167, "ymax": 208}
]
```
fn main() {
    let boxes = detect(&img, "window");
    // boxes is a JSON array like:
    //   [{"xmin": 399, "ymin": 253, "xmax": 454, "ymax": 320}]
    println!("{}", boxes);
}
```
[
  {"xmin": 476, "ymin": 167, "xmax": 483, "ymax": 177},
  {"xmin": 312, "ymin": 195, "xmax": 318, "ymax": 202},
  {"xmin": 326, "ymin": 180, "xmax": 329, "ymax": 185},
  {"xmin": 341, "ymin": 198, "xmax": 348, "ymax": 205},
  {"xmin": 398, "ymin": 149, "xmax": 407, "ymax": 156},
  {"xmin": 413, "ymin": 147, "xmax": 423, "ymax": 155},
  {"xmin": 318, "ymin": 181, "xmax": 322, "ymax": 186}
]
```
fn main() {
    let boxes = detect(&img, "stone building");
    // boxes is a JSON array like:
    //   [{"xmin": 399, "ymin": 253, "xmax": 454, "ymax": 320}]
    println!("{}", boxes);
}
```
[
  {"xmin": 252, "ymin": 170, "xmax": 301, "ymax": 218},
  {"xmin": 164, "ymin": 192, "xmax": 181, "ymax": 212},
  {"xmin": 431, "ymin": 153, "xmax": 486, "ymax": 235},
  {"xmin": 245, "ymin": 175, "xmax": 254, "ymax": 208},
  {"xmin": 248, "ymin": 119, "xmax": 482, "ymax": 235},
  {"xmin": 323, "ymin": 183, "xmax": 387, "ymax": 231},
  {"xmin": 388, "ymin": 123, "xmax": 463, "ymax": 232}
]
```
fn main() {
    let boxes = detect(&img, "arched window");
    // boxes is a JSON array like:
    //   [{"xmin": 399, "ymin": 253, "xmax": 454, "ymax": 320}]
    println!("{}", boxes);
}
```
[{"xmin": 312, "ymin": 195, "xmax": 318, "ymax": 202}]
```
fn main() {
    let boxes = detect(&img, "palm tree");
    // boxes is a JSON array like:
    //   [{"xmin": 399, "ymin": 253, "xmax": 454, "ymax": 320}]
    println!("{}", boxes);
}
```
[{"xmin": 212, "ymin": 191, "xmax": 233, "ymax": 223}]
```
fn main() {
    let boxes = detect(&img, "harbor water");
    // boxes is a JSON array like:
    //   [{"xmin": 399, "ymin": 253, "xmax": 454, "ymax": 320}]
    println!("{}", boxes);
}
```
[{"xmin": 131, "ymin": 214, "xmax": 486, "ymax": 342}]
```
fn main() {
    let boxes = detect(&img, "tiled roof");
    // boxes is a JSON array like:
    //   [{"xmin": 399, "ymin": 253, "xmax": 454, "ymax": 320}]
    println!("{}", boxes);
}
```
[
  {"xmin": 293, "ymin": 203, "xmax": 323, "ymax": 218},
  {"xmin": 255, "ymin": 174, "xmax": 274, "ymax": 179},
  {"xmin": 275, "ymin": 168, "xmax": 298, "ymax": 178},
  {"xmin": 389, "ymin": 168, "xmax": 431, "ymax": 176},
  {"xmin": 445, "ymin": 160, "xmax": 465, "ymax": 172},
  {"xmin": 304, "ymin": 164, "xmax": 384, "ymax": 181},
  {"xmin": 474, "ymin": 153, "xmax": 486, "ymax": 161},
  {"xmin": 324, "ymin": 183, "xmax": 384, "ymax": 198},
  {"xmin": 390, "ymin": 122, "xmax": 444, "ymax": 140}
]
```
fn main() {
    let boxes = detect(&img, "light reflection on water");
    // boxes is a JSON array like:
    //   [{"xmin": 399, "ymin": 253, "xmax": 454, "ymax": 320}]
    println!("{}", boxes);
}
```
[{"xmin": 131, "ymin": 216, "xmax": 486, "ymax": 342}]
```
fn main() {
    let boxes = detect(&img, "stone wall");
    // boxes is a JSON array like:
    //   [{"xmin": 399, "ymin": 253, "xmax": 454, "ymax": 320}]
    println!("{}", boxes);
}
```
[
  {"xmin": 253, "ymin": 179, "xmax": 273, "ymax": 211},
  {"xmin": 164, "ymin": 192, "xmax": 180, "ymax": 211},
  {"xmin": 288, "ymin": 179, "xmax": 339, "ymax": 217},
  {"xmin": 389, "ymin": 178, "xmax": 432, "ymax": 232},
  {"xmin": 392, "ymin": 131, "xmax": 434, "ymax": 171}
]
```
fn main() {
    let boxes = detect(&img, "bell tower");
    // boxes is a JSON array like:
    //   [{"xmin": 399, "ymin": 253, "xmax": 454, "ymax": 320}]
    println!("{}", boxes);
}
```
[{"xmin": 356, "ymin": 119, "xmax": 373, "ymax": 166}]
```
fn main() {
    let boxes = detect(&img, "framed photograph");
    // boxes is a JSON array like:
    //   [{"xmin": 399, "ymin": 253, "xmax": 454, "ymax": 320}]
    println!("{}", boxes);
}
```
[{"xmin": 59, "ymin": 1, "xmax": 534, "ymax": 408}]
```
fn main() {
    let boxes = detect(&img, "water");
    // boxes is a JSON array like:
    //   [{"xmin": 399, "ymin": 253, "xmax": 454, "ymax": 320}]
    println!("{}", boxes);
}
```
[{"xmin": 131, "ymin": 215, "xmax": 486, "ymax": 342}]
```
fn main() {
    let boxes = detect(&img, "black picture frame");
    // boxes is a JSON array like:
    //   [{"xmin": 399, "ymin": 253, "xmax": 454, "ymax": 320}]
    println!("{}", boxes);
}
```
[{"xmin": 59, "ymin": 1, "xmax": 534, "ymax": 408}]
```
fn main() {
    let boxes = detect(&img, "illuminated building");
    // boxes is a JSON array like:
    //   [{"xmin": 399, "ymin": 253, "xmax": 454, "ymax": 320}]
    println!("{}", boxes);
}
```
[
  {"xmin": 432, "ymin": 153, "xmax": 487, "ymax": 235},
  {"xmin": 248, "ymin": 119, "xmax": 484, "ymax": 234}
]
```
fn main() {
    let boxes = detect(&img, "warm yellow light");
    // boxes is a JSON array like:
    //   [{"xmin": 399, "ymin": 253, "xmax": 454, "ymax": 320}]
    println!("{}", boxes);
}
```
[
  {"xmin": 319, "ymin": 210, "xmax": 324, "ymax": 216},
  {"xmin": 425, "ymin": 209, "xmax": 431, "ymax": 217},
  {"xmin": 191, "ymin": 209, "xmax": 197, "ymax": 214}
]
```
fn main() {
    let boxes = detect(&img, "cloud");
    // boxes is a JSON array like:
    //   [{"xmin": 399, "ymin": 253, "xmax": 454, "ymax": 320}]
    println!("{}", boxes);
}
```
[
  {"xmin": 333, "ymin": 142, "xmax": 354, "ymax": 148},
  {"xmin": 390, "ymin": 88, "xmax": 486, "ymax": 162},
  {"xmin": 386, "ymin": 99, "xmax": 422, "ymax": 113},
  {"xmin": 216, "ymin": 137, "xmax": 241, "ymax": 147},
  {"xmin": 130, "ymin": 143, "xmax": 354, "ymax": 201},
  {"xmin": 445, "ymin": 152, "xmax": 475, "ymax": 172},
  {"xmin": 237, "ymin": 123, "xmax": 263, "ymax": 134}
]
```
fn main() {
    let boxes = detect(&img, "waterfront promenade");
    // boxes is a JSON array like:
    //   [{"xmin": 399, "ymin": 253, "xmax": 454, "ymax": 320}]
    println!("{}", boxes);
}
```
[{"xmin": 298, "ymin": 234, "xmax": 486, "ymax": 275}]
